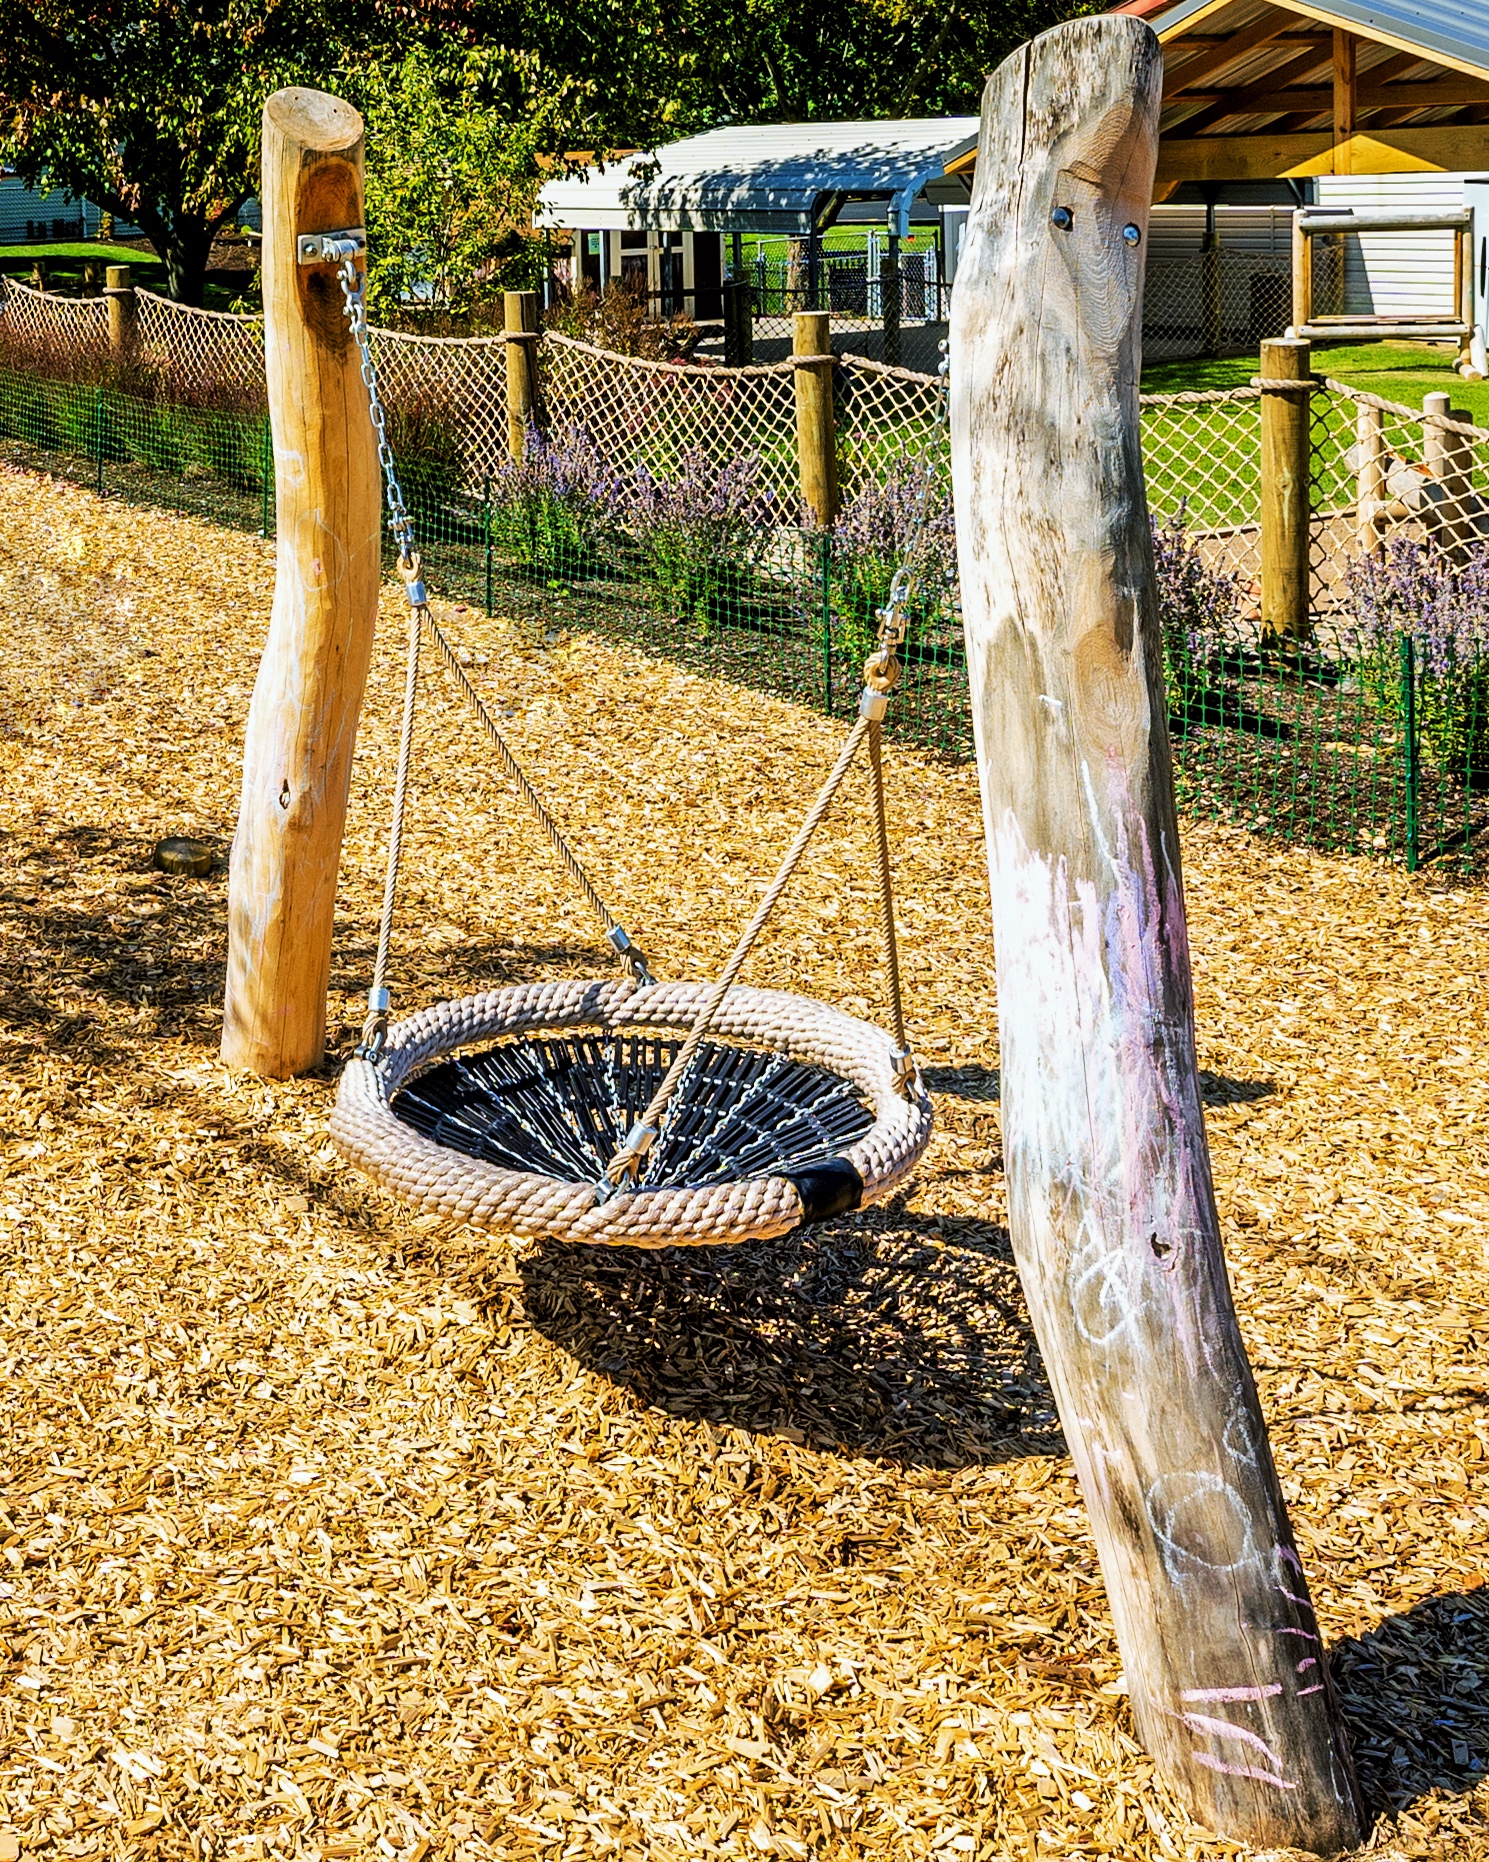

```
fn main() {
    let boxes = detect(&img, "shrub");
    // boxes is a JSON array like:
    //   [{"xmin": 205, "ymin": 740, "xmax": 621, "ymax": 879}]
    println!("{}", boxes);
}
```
[
  {"xmin": 627, "ymin": 447, "xmax": 770, "ymax": 623},
  {"xmin": 1150, "ymin": 505, "xmax": 1242, "ymax": 714},
  {"xmin": 491, "ymin": 421, "xmax": 621, "ymax": 571},
  {"xmin": 542, "ymin": 282, "xmax": 700, "ymax": 363},
  {"xmin": 830, "ymin": 447, "xmax": 956, "ymax": 669},
  {"xmin": 1343, "ymin": 536, "xmax": 1489, "ymax": 776}
]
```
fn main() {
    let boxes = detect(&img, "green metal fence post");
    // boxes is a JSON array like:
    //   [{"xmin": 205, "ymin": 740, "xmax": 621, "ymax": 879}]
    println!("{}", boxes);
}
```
[
  {"xmin": 484, "ymin": 475, "xmax": 494, "ymax": 617},
  {"xmin": 818, "ymin": 529, "xmax": 834, "ymax": 714},
  {"xmin": 259, "ymin": 418, "xmax": 272, "ymax": 537},
  {"xmin": 95, "ymin": 386, "xmax": 105, "ymax": 497},
  {"xmin": 1401, "ymin": 630, "xmax": 1419, "ymax": 872}
]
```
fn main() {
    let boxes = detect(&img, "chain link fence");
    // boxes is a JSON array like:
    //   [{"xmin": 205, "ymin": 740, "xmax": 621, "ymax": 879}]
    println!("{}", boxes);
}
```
[{"xmin": 1, "ymin": 271, "xmax": 1484, "ymax": 876}]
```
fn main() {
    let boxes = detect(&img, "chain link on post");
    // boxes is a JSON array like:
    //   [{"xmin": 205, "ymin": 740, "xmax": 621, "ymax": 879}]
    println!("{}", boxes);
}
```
[{"xmin": 328, "ymin": 247, "xmax": 657, "ymax": 1047}]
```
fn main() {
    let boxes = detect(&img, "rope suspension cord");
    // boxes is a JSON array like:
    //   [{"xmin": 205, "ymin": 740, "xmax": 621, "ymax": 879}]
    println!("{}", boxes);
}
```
[
  {"xmin": 333, "ymin": 248, "xmax": 655, "ymax": 1061},
  {"xmin": 603, "ymin": 569, "xmax": 917, "ymax": 1189}
]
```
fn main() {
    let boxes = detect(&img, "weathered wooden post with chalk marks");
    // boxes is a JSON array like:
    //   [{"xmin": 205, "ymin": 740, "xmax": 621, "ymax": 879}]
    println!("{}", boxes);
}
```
[{"xmin": 949, "ymin": 17, "xmax": 1363, "ymax": 1854}]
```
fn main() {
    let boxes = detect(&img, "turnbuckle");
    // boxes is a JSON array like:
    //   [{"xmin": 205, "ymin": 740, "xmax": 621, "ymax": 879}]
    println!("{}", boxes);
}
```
[{"xmin": 396, "ymin": 551, "xmax": 428, "ymax": 610}]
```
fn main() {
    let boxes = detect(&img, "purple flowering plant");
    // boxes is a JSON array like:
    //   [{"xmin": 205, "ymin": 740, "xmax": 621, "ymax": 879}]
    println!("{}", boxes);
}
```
[
  {"xmin": 1343, "ymin": 535, "xmax": 1489, "ymax": 773},
  {"xmin": 626, "ymin": 447, "xmax": 772, "ymax": 623},
  {"xmin": 1149, "ymin": 505, "xmax": 1242, "ymax": 713},
  {"xmin": 830, "ymin": 448, "xmax": 957, "ymax": 667},
  {"xmin": 493, "ymin": 421, "xmax": 624, "ymax": 569}
]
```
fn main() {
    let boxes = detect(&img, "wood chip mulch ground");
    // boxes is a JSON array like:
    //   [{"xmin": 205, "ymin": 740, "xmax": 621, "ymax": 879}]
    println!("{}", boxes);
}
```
[{"xmin": 0, "ymin": 462, "xmax": 1485, "ymax": 1862}]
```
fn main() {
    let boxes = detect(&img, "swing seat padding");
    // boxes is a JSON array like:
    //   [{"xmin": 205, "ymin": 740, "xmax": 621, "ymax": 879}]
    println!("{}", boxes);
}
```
[{"xmin": 332, "ymin": 979, "xmax": 933, "ymax": 1247}]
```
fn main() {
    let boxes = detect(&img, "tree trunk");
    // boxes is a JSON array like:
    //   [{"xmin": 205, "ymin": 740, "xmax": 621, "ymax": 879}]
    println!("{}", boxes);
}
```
[{"xmin": 948, "ymin": 16, "xmax": 1363, "ymax": 1854}]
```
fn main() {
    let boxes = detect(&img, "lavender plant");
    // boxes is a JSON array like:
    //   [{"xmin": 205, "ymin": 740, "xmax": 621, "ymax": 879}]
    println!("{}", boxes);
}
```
[
  {"xmin": 1343, "ymin": 535, "xmax": 1489, "ymax": 775},
  {"xmin": 627, "ymin": 447, "xmax": 771, "ymax": 624},
  {"xmin": 493, "ymin": 421, "xmax": 621, "ymax": 570},
  {"xmin": 1150, "ymin": 505, "xmax": 1242, "ymax": 714},
  {"xmin": 830, "ymin": 449, "xmax": 956, "ymax": 667}
]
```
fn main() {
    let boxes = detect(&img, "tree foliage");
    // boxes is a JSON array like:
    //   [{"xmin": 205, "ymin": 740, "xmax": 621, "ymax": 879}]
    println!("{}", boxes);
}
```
[
  {"xmin": 352, "ymin": 46, "xmax": 579, "ymax": 326},
  {"xmin": 0, "ymin": 0, "xmax": 341, "ymax": 303}
]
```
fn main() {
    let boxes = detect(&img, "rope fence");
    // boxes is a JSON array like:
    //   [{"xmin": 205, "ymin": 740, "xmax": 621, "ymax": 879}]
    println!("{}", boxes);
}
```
[{"xmin": 0, "ymin": 271, "xmax": 1486, "ymax": 878}]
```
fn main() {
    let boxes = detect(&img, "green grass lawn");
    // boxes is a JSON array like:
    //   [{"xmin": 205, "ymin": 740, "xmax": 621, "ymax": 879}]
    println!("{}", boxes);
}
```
[
  {"xmin": 1143, "ymin": 340, "xmax": 1489, "ymax": 426},
  {"xmin": 0, "ymin": 242, "xmax": 162, "ymax": 269}
]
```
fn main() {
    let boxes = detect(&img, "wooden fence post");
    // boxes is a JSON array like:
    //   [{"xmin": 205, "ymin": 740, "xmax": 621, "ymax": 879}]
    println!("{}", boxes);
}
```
[
  {"xmin": 505, "ymin": 289, "xmax": 539, "ymax": 462},
  {"xmin": 222, "ymin": 87, "xmax": 382, "ymax": 1077},
  {"xmin": 104, "ymin": 264, "xmax": 136, "ymax": 363},
  {"xmin": 949, "ymin": 17, "xmax": 1363, "ymax": 1854},
  {"xmin": 793, "ymin": 310, "xmax": 838, "ymax": 527},
  {"xmin": 1356, "ymin": 400, "xmax": 1384, "ymax": 555},
  {"xmin": 1290, "ymin": 211, "xmax": 1312, "ymax": 334},
  {"xmin": 1260, "ymin": 336, "xmax": 1312, "ymax": 645},
  {"xmin": 880, "ymin": 241, "xmax": 901, "ymax": 367}
]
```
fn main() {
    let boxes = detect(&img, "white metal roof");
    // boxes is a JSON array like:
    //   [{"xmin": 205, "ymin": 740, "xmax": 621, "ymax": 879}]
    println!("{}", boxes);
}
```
[{"xmin": 535, "ymin": 118, "xmax": 979, "ymax": 239}]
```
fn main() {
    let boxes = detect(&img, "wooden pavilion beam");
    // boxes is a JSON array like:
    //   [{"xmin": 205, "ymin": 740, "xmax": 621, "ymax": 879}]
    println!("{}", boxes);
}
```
[
  {"xmin": 1334, "ymin": 28, "xmax": 1357, "ymax": 173},
  {"xmin": 1157, "ymin": 124, "xmax": 1489, "ymax": 181}
]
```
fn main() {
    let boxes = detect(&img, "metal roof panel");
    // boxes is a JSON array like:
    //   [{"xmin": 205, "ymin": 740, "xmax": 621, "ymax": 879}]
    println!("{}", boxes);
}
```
[
  {"xmin": 1130, "ymin": 0, "xmax": 1489, "ymax": 80},
  {"xmin": 536, "ymin": 119, "xmax": 980, "ymax": 234}
]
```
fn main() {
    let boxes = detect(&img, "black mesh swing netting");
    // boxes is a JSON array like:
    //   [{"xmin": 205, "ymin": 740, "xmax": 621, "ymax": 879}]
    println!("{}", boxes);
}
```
[{"xmin": 390, "ymin": 1034, "xmax": 877, "ymax": 1192}]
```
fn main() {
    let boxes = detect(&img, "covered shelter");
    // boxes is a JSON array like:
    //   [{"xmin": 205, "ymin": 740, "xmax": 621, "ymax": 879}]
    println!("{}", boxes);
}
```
[
  {"xmin": 535, "ymin": 119, "xmax": 977, "ymax": 322},
  {"xmin": 1113, "ymin": 0, "xmax": 1489, "ymax": 188}
]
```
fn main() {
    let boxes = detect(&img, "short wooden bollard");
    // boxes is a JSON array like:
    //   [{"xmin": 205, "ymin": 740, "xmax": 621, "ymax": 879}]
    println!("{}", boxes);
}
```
[
  {"xmin": 793, "ymin": 310, "xmax": 837, "ymax": 528},
  {"xmin": 1260, "ymin": 336, "xmax": 1312, "ymax": 645},
  {"xmin": 505, "ymin": 289, "xmax": 539, "ymax": 462},
  {"xmin": 950, "ymin": 17, "xmax": 1362, "ymax": 1854},
  {"xmin": 1356, "ymin": 400, "xmax": 1384, "ymax": 555},
  {"xmin": 222, "ymin": 87, "xmax": 382, "ymax": 1077},
  {"xmin": 104, "ymin": 265, "xmax": 136, "ymax": 362},
  {"xmin": 1424, "ymin": 389, "xmax": 1474, "ymax": 557}
]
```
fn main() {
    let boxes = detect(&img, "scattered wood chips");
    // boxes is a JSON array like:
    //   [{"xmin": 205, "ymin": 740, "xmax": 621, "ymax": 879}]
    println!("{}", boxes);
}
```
[{"xmin": 0, "ymin": 462, "xmax": 1486, "ymax": 1862}]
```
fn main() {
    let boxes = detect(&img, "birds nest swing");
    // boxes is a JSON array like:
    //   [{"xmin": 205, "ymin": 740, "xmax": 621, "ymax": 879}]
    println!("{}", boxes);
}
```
[{"xmin": 322, "ymin": 244, "xmax": 931, "ymax": 1247}]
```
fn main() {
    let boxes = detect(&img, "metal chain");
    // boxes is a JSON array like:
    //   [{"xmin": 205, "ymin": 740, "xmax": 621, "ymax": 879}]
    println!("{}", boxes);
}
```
[{"xmin": 331, "ymin": 250, "xmax": 655, "ymax": 1058}]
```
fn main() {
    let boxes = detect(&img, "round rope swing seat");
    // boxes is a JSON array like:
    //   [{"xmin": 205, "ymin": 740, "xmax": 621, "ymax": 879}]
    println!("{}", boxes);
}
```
[
  {"xmin": 320, "ymin": 243, "xmax": 935, "ymax": 1252},
  {"xmin": 333, "ymin": 979, "xmax": 932, "ymax": 1247}
]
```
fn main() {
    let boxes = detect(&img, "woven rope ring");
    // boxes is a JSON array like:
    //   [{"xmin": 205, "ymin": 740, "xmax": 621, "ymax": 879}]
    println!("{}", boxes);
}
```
[{"xmin": 332, "ymin": 979, "xmax": 933, "ymax": 1248}]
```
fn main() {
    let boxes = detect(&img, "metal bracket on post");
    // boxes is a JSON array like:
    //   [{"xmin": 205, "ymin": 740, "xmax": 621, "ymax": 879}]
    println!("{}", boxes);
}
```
[{"xmin": 297, "ymin": 227, "xmax": 367, "ymax": 266}]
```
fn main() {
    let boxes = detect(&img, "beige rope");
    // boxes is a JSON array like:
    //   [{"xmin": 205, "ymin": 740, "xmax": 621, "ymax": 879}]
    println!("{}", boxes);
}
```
[
  {"xmin": 604, "ymin": 716, "xmax": 873, "ymax": 1184},
  {"xmin": 867, "ymin": 718, "xmax": 906, "ymax": 1053}
]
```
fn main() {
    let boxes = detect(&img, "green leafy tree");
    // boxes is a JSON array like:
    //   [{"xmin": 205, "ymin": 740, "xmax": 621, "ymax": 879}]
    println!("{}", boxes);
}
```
[
  {"xmin": 0, "ymin": 0, "xmax": 347, "ymax": 304},
  {"xmin": 352, "ymin": 46, "xmax": 583, "ymax": 326}
]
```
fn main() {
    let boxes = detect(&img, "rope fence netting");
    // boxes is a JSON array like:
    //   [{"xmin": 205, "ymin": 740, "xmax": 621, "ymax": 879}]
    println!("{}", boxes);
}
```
[{"xmin": 0, "ymin": 270, "xmax": 1485, "ymax": 875}]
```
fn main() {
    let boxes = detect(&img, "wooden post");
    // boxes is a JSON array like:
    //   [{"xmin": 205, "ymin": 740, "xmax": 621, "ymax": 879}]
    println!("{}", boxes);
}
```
[
  {"xmin": 1290, "ymin": 212, "xmax": 1312, "ymax": 334},
  {"xmin": 1423, "ymin": 389, "xmax": 1474, "ymax": 558},
  {"xmin": 1357, "ymin": 400, "xmax": 1384, "ymax": 555},
  {"xmin": 104, "ymin": 264, "xmax": 136, "ymax": 363},
  {"xmin": 1260, "ymin": 336, "xmax": 1312, "ymax": 645},
  {"xmin": 793, "ymin": 310, "xmax": 838, "ymax": 527},
  {"xmin": 881, "ymin": 236, "xmax": 901, "ymax": 367},
  {"xmin": 949, "ymin": 17, "xmax": 1363, "ymax": 1854},
  {"xmin": 1333, "ymin": 29, "xmax": 1356, "ymax": 175},
  {"xmin": 222, "ymin": 88, "xmax": 382, "ymax": 1078},
  {"xmin": 505, "ymin": 289, "xmax": 539, "ymax": 463},
  {"xmin": 722, "ymin": 280, "xmax": 754, "ymax": 365}
]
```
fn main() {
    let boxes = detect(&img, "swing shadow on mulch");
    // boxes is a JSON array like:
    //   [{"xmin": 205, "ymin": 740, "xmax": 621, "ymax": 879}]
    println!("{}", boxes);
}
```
[
  {"xmin": 1332, "ymin": 1587, "xmax": 1489, "ymax": 1816},
  {"xmin": 517, "ymin": 1207, "xmax": 1064, "ymax": 1471}
]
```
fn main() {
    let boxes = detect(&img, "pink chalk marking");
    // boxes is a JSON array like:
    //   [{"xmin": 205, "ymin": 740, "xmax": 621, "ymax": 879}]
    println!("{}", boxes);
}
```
[
  {"xmin": 1271, "ymin": 1626, "xmax": 1320, "ymax": 1642},
  {"xmin": 1278, "ymin": 1546, "xmax": 1303, "ymax": 1573},
  {"xmin": 1180, "ymin": 1684, "xmax": 1282, "ymax": 1703},
  {"xmin": 1296, "ymin": 1658, "xmax": 1317, "ymax": 1675},
  {"xmin": 1193, "ymin": 1753, "xmax": 1297, "ymax": 1790},
  {"xmin": 1297, "ymin": 1685, "xmax": 1326, "ymax": 1695},
  {"xmin": 1179, "ymin": 1714, "xmax": 1284, "ymax": 1765},
  {"xmin": 1277, "ymin": 1586, "xmax": 1311, "ymax": 1608}
]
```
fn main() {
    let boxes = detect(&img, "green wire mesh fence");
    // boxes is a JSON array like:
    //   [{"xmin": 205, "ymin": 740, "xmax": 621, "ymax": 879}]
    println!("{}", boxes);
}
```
[{"xmin": 0, "ymin": 350, "xmax": 1484, "ymax": 879}]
